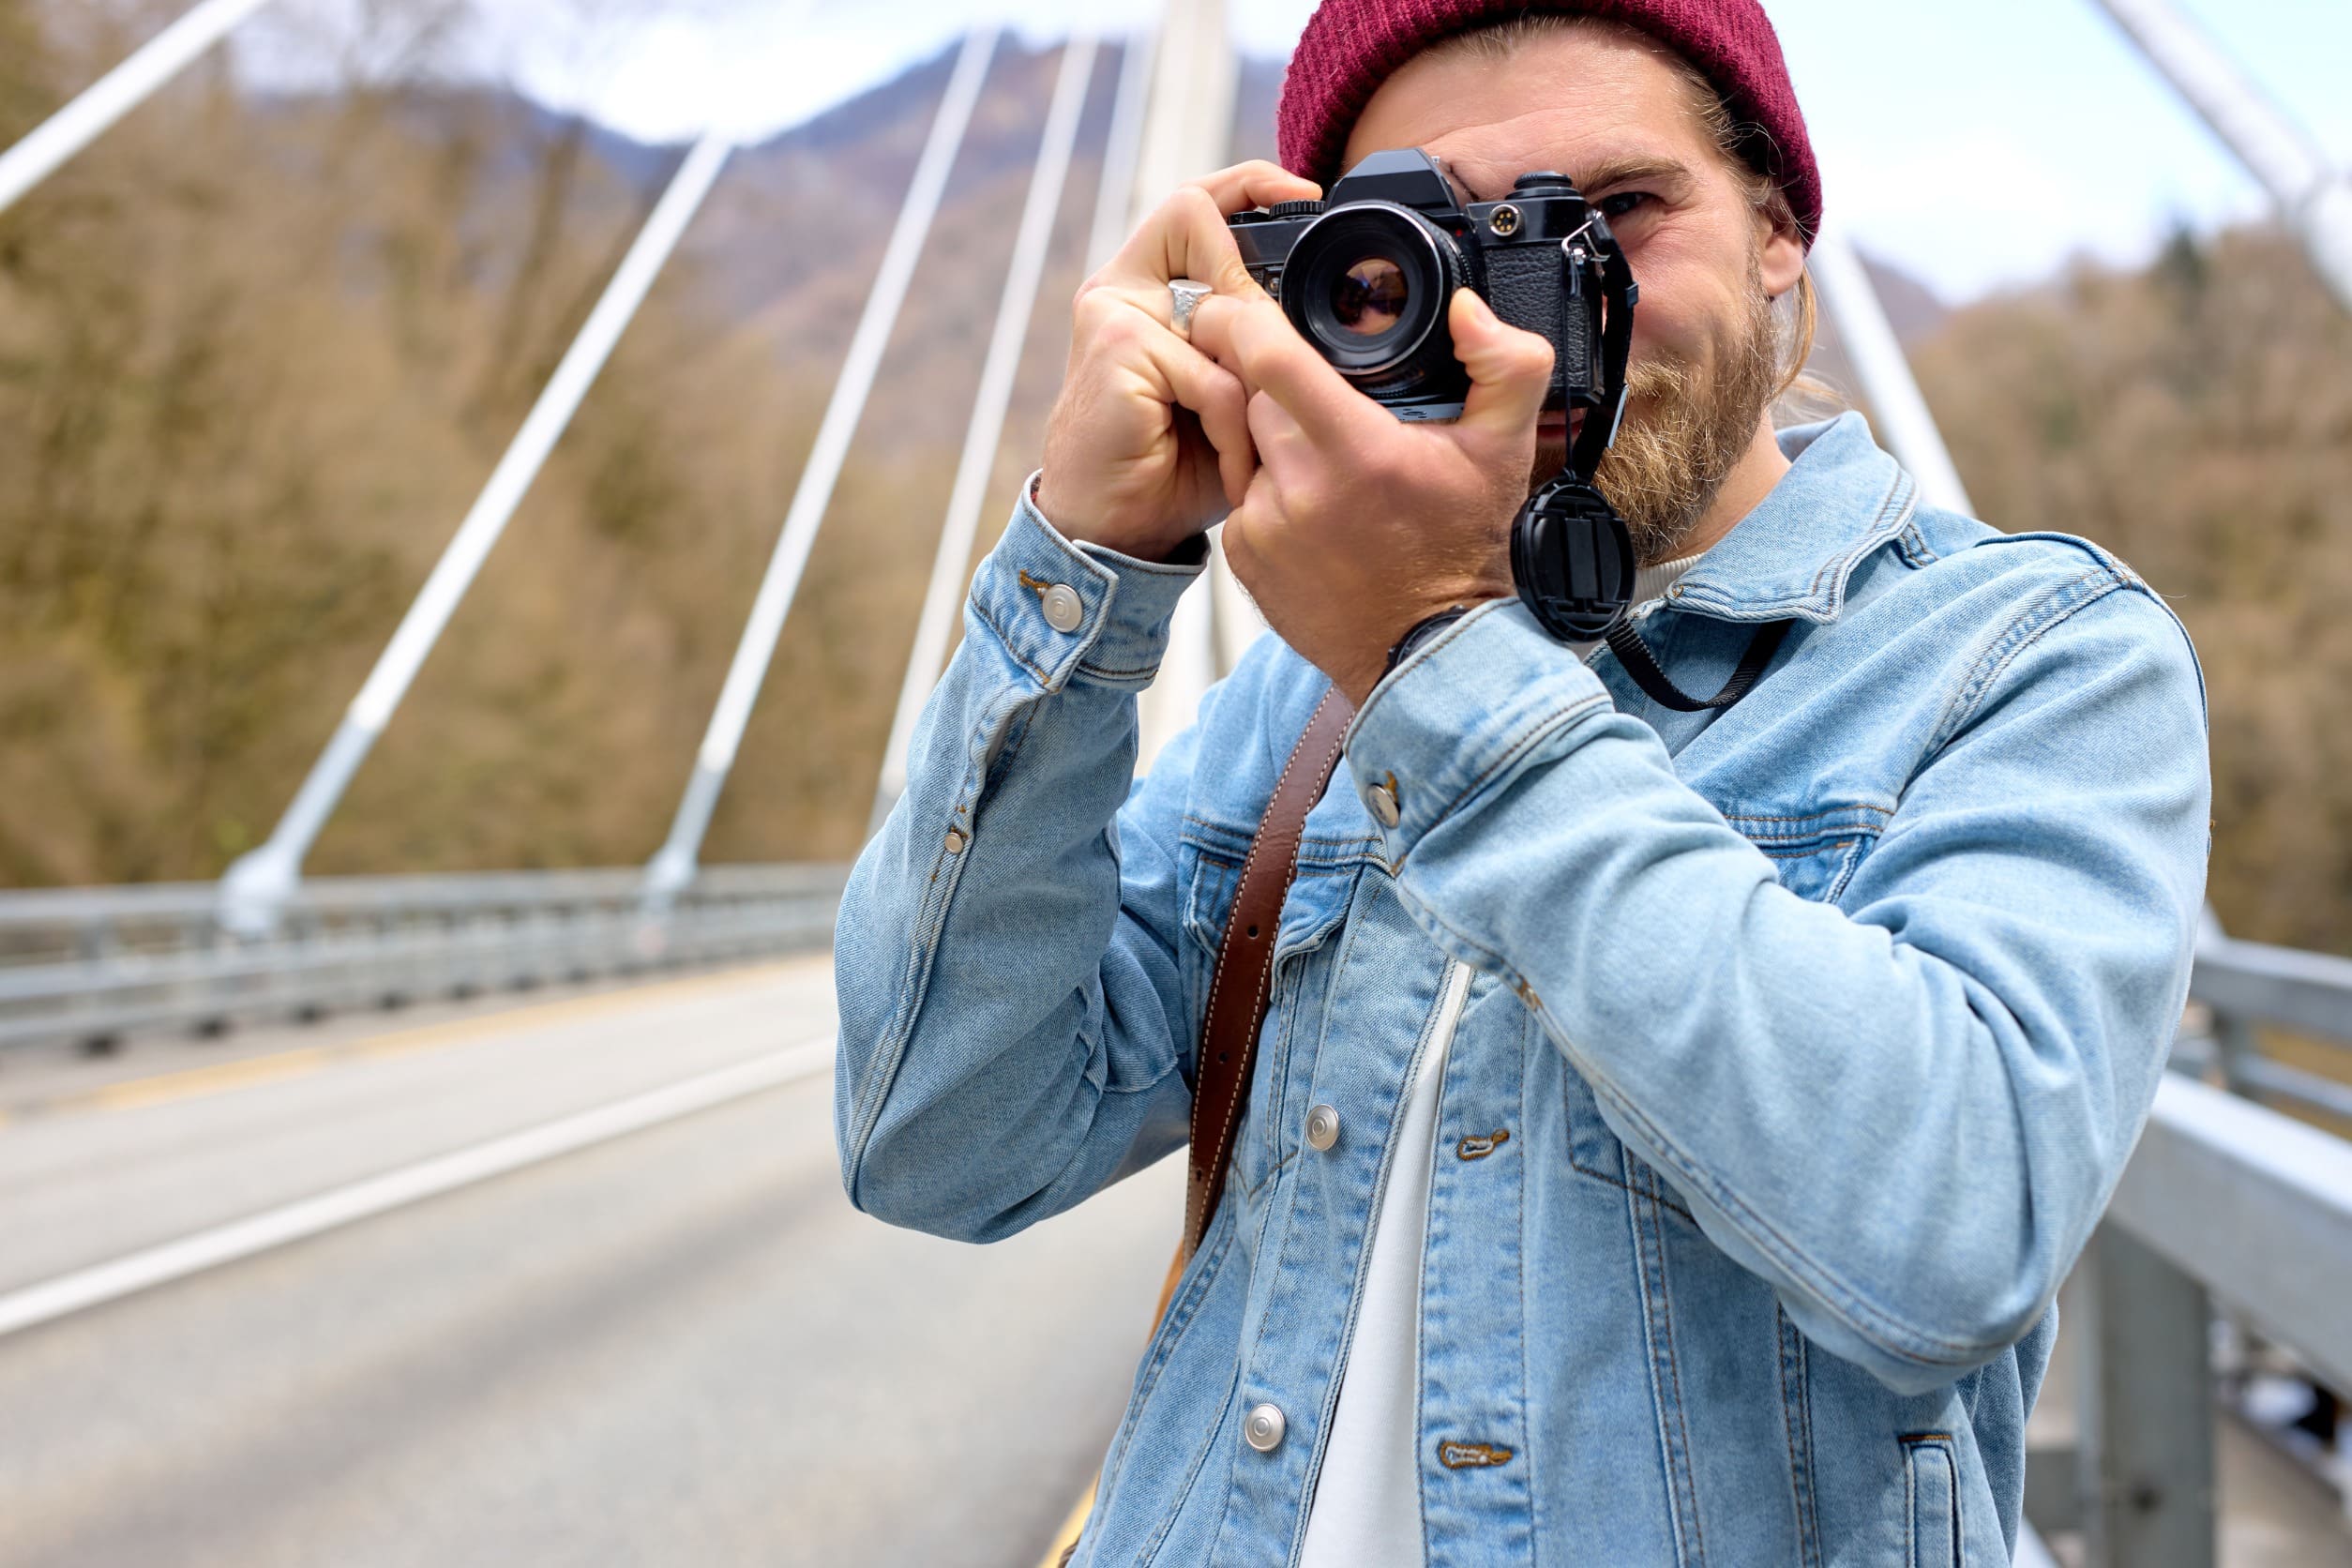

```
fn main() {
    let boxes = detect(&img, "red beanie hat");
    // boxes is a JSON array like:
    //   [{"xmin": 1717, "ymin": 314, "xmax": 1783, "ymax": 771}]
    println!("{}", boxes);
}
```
[{"xmin": 1275, "ymin": 0, "xmax": 1822, "ymax": 246}]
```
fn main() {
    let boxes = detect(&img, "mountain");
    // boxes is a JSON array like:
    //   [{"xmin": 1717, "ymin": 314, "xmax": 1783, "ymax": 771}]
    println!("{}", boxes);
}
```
[{"xmin": 5, "ymin": 18, "xmax": 2348, "ymax": 965}]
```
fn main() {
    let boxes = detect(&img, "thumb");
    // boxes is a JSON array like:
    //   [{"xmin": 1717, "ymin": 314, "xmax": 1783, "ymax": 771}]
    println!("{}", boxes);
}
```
[{"xmin": 1450, "ymin": 287, "xmax": 1554, "ymax": 440}]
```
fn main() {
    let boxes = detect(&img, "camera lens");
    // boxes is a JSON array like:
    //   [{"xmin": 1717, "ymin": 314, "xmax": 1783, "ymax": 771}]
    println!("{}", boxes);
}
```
[
  {"xmin": 1279, "ymin": 199, "xmax": 1466, "ymax": 402},
  {"xmin": 1331, "ymin": 256, "xmax": 1409, "ymax": 336}
]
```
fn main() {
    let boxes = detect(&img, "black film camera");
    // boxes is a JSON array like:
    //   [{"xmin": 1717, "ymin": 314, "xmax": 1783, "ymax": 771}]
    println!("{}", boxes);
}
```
[
  {"xmin": 1229, "ymin": 145, "xmax": 1643, "ymax": 643},
  {"xmin": 1228, "ymin": 145, "xmax": 1623, "ymax": 427}
]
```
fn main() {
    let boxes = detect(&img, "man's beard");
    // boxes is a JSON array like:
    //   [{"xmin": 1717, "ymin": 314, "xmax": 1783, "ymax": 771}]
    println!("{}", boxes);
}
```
[{"xmin": 1528, "ymin": 257, "xmax": 1780, "ymax": 565}]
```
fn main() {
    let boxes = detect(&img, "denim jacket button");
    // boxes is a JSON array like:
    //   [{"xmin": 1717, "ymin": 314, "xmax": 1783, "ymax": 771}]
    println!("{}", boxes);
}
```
[
  {"xmin": 1040, "ymin": 582, "xmax": 1085, "ymax": 632},
  {"xmin": 1365, "ymin": 781, "xmax": 1401, "ymax": 829},
  {"xmin": 1243, "ymin": 1402, "xmax": 1287, "ymax": 1453},
  {"xmin": 943, "ymin": 828, "xmax": 968, "ymax": 854},
  {"xmin": 1304, "ymin": 1103, "xmax": 1340, "ymax": 1151}
]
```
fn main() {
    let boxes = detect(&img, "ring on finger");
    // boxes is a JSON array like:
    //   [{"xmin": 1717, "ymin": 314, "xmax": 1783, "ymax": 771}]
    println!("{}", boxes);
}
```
[{"xmin": 1168, "ymin": 279, "xmax": 1212, "ymax": 340}]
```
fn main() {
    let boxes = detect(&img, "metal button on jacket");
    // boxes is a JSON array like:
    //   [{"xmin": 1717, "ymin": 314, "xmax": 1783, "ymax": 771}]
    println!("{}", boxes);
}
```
[
  {"xmin": 1040, "ymin": 582, "xmax": 1084, "ymax": 632},
  {"xmin": 1304, "ymin": 1103, "xmax": 1340, "ymax": 1151},
  {"xmin": 1243, "ymin": 1402, "xmax": 1287, "ymax": 1453},
  {"xmin": 1365, "ymin": 780, "xmax": 1401, "ymax": 829},
  {"xmin": 943, "ymin": 828, "xmax": 968, "ymax": 854}
]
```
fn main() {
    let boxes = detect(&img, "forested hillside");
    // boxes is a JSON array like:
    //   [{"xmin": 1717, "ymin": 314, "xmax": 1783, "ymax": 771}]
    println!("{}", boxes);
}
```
[
  {"xmin": 0, "ymin": 3, "xmax": 1146, "ymax": 883},
  {"xmin": 1912, "ymin": 226, "xmax": 2352, "ymax": 954},
  {"xmin": 5, "ymin": 2, "xmax": 2349, "ymax": 957}
]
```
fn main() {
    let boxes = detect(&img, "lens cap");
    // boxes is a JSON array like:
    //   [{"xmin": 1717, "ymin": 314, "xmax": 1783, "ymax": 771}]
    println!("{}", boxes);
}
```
[{"xmin": 1511, "ymin": 475, "xmax": 1635, "ymax": 640}]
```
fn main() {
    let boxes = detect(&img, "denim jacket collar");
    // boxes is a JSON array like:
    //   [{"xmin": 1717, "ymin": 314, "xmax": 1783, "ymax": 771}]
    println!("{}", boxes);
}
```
[{"xmin": 1661, "ymin": 410, "xmax": 1921, "ymax": 626}]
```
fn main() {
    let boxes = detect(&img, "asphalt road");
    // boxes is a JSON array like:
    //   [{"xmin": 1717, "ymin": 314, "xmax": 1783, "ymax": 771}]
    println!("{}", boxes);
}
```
[{"xmin": 0, "ymin": 957, "xmax": 1180, "ymax": 1568}]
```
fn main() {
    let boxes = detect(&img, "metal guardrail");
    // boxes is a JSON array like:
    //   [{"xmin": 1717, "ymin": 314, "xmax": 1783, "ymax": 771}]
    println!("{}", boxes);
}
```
[
  {"xmin": 2025, "ymin": 932, "xmax": 2352, "ymax": 1565},
  {"xmin": 8, "ymin": 868, "xmax": 2348, "ymax": 1568},
  {"xmin": 2182, "ymin": 934, "xmax": 2352, "ymax": 1123},
  {"xmin": 0, "ymin": 865, "xmax": 849, "ymax": 1052},
  {"xmin": 2030, "ymin": 1075, "xmax": 2352, "ymax": 1566}
]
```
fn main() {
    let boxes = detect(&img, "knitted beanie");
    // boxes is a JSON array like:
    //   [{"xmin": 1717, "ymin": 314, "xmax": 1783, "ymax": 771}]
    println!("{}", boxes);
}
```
[{"xmin": 1274, "ymin": 0, "xmax": 1822, "ymax": 245}]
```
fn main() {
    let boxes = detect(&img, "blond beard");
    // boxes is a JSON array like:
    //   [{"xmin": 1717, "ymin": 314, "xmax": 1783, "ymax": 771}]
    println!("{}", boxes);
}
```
[{"xmin": 1528, "ymin": 258, "xmax": 1780, "ymax": 566}]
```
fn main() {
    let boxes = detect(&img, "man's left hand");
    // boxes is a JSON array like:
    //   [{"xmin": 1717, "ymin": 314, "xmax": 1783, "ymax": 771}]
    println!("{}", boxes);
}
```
[{"xmin": 1186, "ymin": 285, "xmax": 1557, "ymax": 707}]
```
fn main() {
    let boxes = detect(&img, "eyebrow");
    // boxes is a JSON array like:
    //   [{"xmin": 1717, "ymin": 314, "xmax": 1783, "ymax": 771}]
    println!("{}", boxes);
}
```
[{"xmin": 1454, "ymin": 153, "xmax": 1693, "ymax": 203}]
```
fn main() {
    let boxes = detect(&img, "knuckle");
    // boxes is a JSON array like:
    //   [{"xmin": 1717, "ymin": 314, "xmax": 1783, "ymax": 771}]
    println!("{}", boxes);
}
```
[
  {"xmin": 1072, "ymin": 282, "xmax": 1114, "ymax": 332},
  {"xmin": 1093, "ymin": 308, "xmax": 1144, "ymax": 351}
]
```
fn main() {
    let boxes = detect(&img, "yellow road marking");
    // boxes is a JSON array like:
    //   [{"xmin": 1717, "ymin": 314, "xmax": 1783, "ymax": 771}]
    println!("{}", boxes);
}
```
[
  {"xmin": 14, "ymin": 957, "xmax": 827, "ymax": 1122},
  {"xmin": 1037, "ymin": 1476, "xmax": 1097, "ymax": 1568}
]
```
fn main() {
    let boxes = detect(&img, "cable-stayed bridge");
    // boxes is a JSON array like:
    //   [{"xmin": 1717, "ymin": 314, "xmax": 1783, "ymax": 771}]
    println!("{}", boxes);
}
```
[{"xmin": 2, "ymin": 3, "xmax": 2350, "ymax": 1564}]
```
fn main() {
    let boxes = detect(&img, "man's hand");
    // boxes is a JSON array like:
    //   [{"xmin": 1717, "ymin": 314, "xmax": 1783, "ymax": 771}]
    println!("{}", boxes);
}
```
[
  {"xmin": 1034, "ymin": 160, "xmax": 1321, "ymax": 564},
  {"xmin": 1185, "ymin": 286, "xmax": 1557, "ymax": 706}
]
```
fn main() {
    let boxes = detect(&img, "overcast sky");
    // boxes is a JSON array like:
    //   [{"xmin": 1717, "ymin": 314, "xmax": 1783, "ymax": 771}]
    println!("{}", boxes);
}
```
[{"xmin": 249, "ymin": 0, "xmax": 2350, "ymax": 304}]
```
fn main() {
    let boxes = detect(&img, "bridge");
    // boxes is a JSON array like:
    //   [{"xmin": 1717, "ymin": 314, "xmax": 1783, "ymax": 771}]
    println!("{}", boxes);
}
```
[{"xmin": 3, "ymin": 2, "xmax": 2350, "ymax": 1565}]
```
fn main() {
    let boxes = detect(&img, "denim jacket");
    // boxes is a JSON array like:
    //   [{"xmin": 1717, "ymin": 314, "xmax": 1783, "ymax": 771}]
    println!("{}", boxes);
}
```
[{"xmin": 833, "ymin": 412, "xmax": 2211, "ymax": 1566}]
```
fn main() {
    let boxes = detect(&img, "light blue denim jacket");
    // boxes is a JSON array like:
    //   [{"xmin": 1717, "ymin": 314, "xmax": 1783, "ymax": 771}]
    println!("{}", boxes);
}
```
[{"xmin": 834, "ymin": 412, "xmax": 2211, "ymax": 1566}]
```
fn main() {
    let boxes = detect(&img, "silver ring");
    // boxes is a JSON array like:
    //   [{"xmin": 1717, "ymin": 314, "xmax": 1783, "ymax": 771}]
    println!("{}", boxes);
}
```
[{"xmin": 1168, "ymin": 279, "xmax": 1211, "ymax": 339}]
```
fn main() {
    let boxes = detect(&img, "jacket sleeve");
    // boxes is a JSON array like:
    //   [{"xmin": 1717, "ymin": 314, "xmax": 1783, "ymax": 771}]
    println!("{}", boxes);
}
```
[
  {"xmin": 1343, "ymin": 564, "xmax": 2211, "ymax": 1395},
  {"xmin": 833, "ymin": 475, "xmax": 1208, "ymax": 1244}
]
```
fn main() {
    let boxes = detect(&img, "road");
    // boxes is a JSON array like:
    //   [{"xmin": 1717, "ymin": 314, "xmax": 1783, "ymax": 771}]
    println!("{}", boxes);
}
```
[
  {"xmin": 5, "ymin": 957, "xmax": 2346, "ymax": 1568},
  {"xmin": 0, "ymin": 957, "xmax": 1179, "ymax": 1568}
]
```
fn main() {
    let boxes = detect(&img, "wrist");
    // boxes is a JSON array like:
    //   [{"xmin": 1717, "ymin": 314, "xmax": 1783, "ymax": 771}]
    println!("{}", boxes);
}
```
[
  {"xmin": 1385, "ymin": 605, "xmax": 1472, "ymax": 675},
  {"xmin": 1032, "ymin": 470, "xmax": 1197, "ymax": 565}
]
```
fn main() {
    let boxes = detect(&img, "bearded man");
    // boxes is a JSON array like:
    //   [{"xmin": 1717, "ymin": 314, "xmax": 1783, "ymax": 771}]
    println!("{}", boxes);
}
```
[{"xmin": 831, "ymin": 3, "xmax": 2211, "ymax": 1562}]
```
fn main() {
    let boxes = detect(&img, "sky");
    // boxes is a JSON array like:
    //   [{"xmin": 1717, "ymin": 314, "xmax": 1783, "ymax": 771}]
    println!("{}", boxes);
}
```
[{"xmin": 242, "ymin": 0, "xmax": 2352, "ymax": 304}]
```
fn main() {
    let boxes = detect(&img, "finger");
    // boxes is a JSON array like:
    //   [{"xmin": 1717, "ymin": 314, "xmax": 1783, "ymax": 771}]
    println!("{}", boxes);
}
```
[
  {"xmin": 1078, "ymin": 277, "xmax": 1195, "ymax": 345},
  {"xmin": 1244, "ymin": 385, "xmax": 1309, "ymax": 464},
  {"xmin": 1138, "ymin": 330, "xmax": 1257, "ymax": 507},
  {"xmin": 1098, "ymin": 162, "xmax": 1314, "ymax": 298},
  {"xmin": 1450, "ymin": 287, "xmax": 1555, "ymax": 441},
  {"xmin": 1186, "ymin": 158, "xmax": 1321, "ymax": 217},
  {"xmin": 1217, "ymin": 468, "xmax": 1282, "ymax": 592},
  {"xmin": 1186, "ymin": 293, "xmax": 1376, "ymax": 453}
]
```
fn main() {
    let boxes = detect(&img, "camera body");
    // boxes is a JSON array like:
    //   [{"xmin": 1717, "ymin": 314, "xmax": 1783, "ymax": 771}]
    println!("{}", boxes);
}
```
[{"xmin": 1228, "ymin": 146, "xmax": 1613, "ymax": 422}]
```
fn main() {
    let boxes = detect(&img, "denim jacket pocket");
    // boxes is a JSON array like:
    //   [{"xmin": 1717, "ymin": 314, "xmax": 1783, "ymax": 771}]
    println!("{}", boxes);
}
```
[
  {"xmin": 1899, "ymin": 1432, "xmax": 1961, "ymax": 1568},
  {"xmin": 1180, "ymin": 829, "xmax": 1368, "ymax": 1205},
  {"xmin": 1180, "ymin": 837, "xmax": 1244, "ymax": 1031},
  {"xmin": 1721, "ymin": 803, "xmax": 1890, "ymax": 905}
]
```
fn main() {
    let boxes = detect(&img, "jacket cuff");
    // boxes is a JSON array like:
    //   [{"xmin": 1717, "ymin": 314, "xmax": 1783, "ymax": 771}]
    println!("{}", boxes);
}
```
[
  {"xmin": 967, "ymin": 469, "xmax": 1206, "ymax": 692},
  {"xmin": 1342, "ymin": 596, "xmax": 1616, "ymax": 851}
]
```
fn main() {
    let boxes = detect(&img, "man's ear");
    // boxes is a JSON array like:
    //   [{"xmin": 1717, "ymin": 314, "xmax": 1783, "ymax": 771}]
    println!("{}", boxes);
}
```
[{"xmin": 1758, "ymin": 207, "xmax": 1806, "ymax": 301}]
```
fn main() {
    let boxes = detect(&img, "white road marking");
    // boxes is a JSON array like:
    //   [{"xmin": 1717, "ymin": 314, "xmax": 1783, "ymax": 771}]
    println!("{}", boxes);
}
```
[{"xmin": 0, "ymin": 1037, "xmax": 834, "ymax": 1340}]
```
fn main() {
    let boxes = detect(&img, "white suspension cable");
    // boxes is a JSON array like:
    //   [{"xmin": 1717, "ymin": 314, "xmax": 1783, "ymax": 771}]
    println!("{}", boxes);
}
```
[
  {"xmin": 220, "ymin": 132, "xmax": 735, "ymax": 933},
  {"xmin": 1807, "ymin": 224, "xmax": 1976, "ymax": 516},
  {"xmin": 868, "ymin": 34, "xmax": 1101, "ymax": 825},
  {"xmin": 1129, "ymin": 0, "xmax": 1236, "ymax": 778},
  {"xmin": 645, "ymin": 28, "xmax": 1000, "ymax": 900},
  {"xmin": 1087, "ymin": 29, "xmax": 1160, "ymax": 273},
  {"xmin": 0, "ymin": 0, "xmax": 282, "ymax": 217},
  {"xmin": 2088, "ymin": 0, "xmax": 2352, "ymax": 315}
]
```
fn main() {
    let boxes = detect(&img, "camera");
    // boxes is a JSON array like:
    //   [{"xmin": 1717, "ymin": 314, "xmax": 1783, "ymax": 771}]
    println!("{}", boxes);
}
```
[{"xmin": 1228, "ymin": 146, "xmax": 1619, "ymax": 423}]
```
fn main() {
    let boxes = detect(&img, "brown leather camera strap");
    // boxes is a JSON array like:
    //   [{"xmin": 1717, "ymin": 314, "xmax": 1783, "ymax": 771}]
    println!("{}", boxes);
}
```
[
  {"xmin": 1180, "ymin": 684, "xmax": 1355, "ymax": 1262},
  {"xmin": 1060, "ymin": 686, "xmax": 1356, "ymax": 1568}
]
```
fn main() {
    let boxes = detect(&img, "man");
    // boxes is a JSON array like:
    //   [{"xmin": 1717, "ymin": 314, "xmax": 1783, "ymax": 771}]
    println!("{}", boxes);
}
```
[{"xmin": 833, "ymin": 2, "xmax": 2210, "ymax": 1562}]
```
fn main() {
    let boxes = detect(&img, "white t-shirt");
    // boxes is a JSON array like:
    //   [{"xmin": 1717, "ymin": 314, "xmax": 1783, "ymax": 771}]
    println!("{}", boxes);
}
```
[{"xmin": 1298, "ymin": 550, "xmax": 1710, "ymax": 1566}]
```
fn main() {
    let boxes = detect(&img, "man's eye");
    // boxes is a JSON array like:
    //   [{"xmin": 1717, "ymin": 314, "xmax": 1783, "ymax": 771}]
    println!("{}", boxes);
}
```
[{"xmin": 1599, "ymin": 191, "xmax": 1653, "ymax": 219}]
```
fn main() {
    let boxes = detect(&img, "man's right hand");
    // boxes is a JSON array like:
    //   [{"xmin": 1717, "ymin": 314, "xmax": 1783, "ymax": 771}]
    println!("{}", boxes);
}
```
[{"xmin": 1035, "ymin": 159, "xmax": 1322, "ymax": 564}]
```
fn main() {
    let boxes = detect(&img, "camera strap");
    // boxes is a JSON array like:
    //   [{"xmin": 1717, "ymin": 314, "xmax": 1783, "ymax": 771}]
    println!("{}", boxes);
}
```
[{"xmin": 1508, "ymin": 214, "xmax": 1788, "ymax": 714}]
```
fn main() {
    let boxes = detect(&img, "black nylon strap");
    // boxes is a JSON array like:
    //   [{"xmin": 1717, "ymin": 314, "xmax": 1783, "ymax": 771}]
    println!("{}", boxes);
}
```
[{"xmin": 1604, "ymin": 616, "xmax": 1791, "ymax": 713}]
